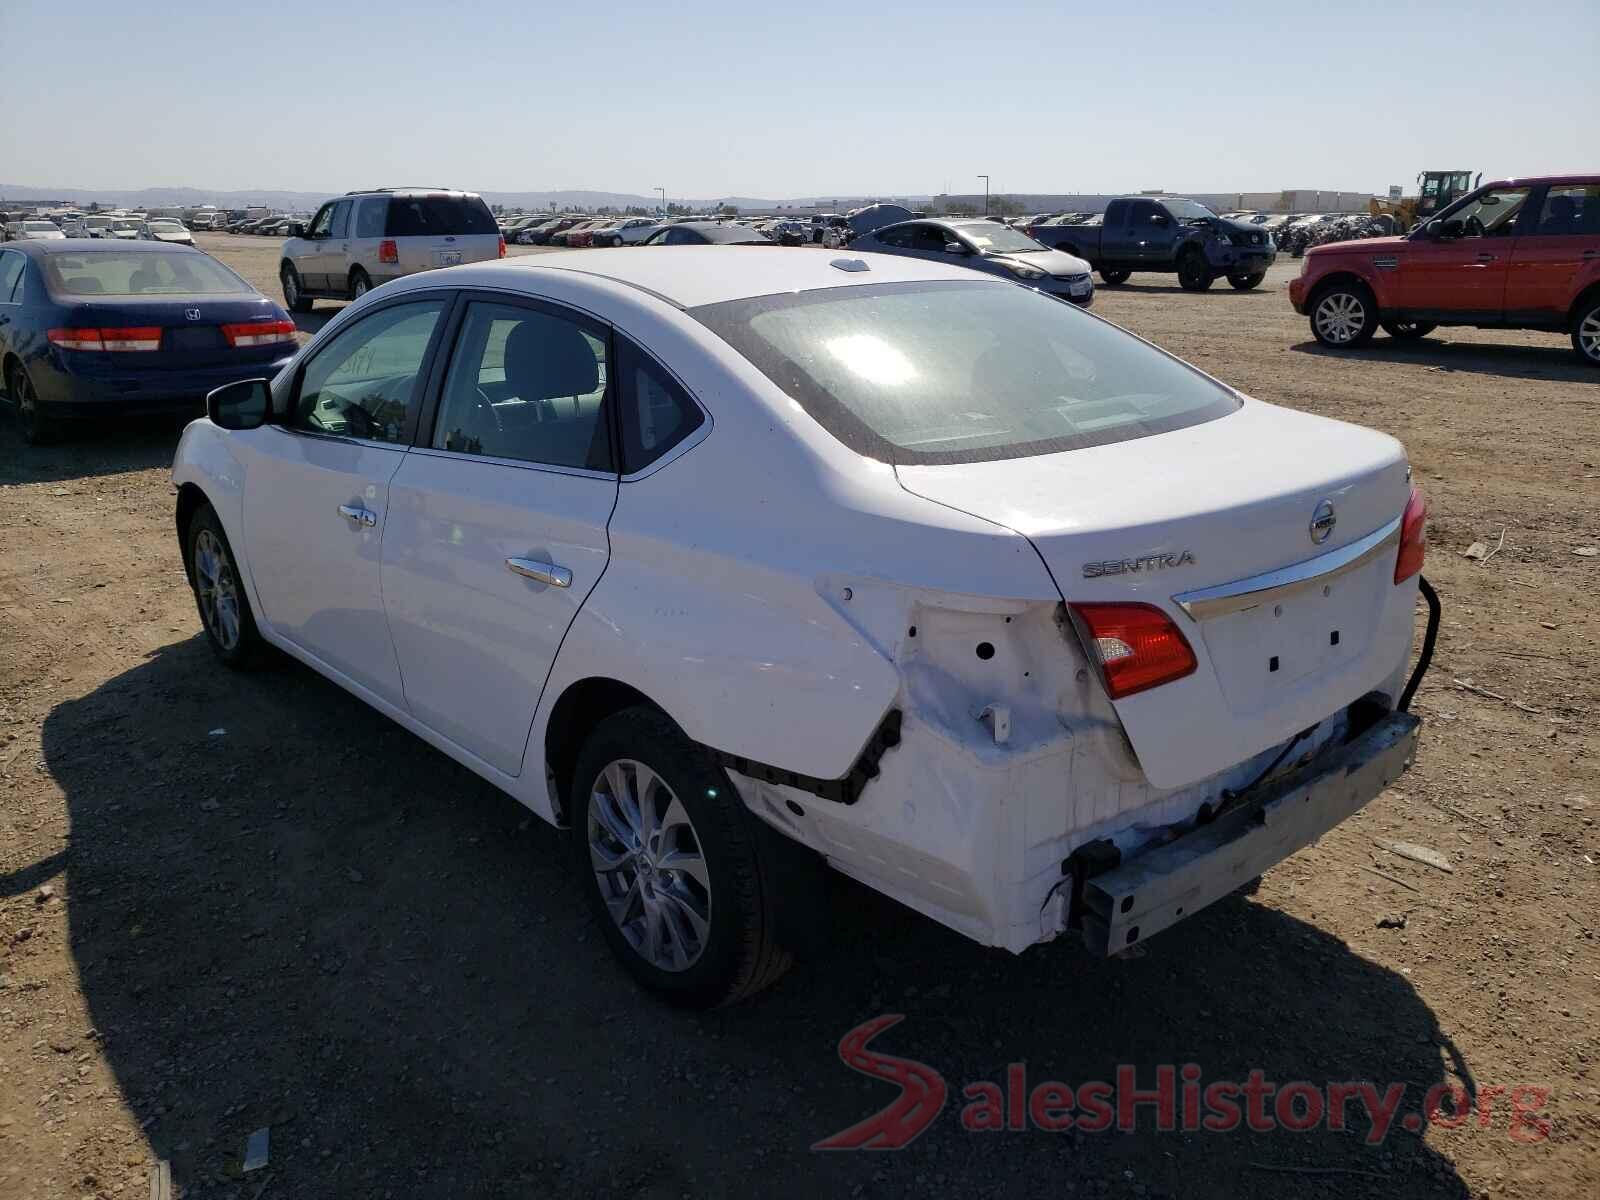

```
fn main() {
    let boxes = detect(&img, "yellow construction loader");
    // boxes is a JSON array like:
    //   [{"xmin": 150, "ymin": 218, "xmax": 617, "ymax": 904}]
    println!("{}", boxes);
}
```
[{"xmin": 1370, "ymin": 171, "xmax": 1481, "ymax": 233}]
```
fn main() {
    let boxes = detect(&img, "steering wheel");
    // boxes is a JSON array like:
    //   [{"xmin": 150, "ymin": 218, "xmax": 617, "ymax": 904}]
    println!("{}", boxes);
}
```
[
  {"xmin": 1464, "ymin": 215, "xmax": 1486, "ymax": 238},
  {"xmin": 472, "ymin": 385, "xmax": 505, "ymax": 434}
]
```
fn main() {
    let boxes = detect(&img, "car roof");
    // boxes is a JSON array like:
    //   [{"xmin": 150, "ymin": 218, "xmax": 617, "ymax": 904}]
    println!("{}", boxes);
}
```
[
  {"xmin": 1484, "ymin": 174, "xmax": 1600, "ymax": 188},
  {"xmin": 13, "ymin": 239, "xmax": 202, "ymax": 257},
  {"xmin": 432, "ymin": 245, "xmax": 999, "ymax": 308}
]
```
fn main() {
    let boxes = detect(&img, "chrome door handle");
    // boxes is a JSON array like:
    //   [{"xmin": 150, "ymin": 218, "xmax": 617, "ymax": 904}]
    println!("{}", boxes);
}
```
[
  {"xmin": 337, "ymin": 504, "xmax": 377, "ymax": 527},
  {"xmin": 1584, "ymin": 250, "xmax": 1599, "ymax": 259},
  {"xmin": 506, "ymin": 558, "xmax": 572, "ymax": 588},
  {"xmin": 1476, "ymin": 253, "xmax": 1498, "ymax": 262}
]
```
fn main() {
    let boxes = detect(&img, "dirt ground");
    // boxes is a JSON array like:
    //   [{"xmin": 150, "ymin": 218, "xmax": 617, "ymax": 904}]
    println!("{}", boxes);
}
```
[{"xmin": 1, "ymin": 234, "xmax": 1596, "ymax": 1199}]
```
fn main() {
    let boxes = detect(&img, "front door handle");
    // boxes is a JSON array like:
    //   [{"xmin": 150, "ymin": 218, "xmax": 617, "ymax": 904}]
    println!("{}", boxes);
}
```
[
  {"xmin": 1476, "ymin": 252, "xmax": 1498, "ymax": 262},
  {"xmin": 506, "ymin": 557, "xmax": 572, "ymax": 588},
  {"xmin": 337, "ymin": 503, "xmax": 377, "ymax": 527}
]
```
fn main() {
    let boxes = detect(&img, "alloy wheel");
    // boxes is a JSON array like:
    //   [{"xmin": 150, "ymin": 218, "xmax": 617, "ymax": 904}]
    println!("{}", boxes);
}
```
[
  {"xmin": 1315, "ymin": 292, "xmax": 1367, "ymax": 344},
  {"xmin": 587, "ymin": 758, "xmax": 712, "ymax": 972},
  {"xmin": 1580, "ymin": 309, "xmax": 1600, "ymax": 363},
  {"xmin": 193, "ymin": 528, "xmax": 242, "ymax": 651}
]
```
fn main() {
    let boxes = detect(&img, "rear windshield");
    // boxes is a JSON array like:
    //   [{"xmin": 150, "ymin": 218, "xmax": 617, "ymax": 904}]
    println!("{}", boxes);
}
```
[
  {"xmin": 691, "ymin": 280, "xmax": 1238, "ymax": 464},
  {"xmin": 42, "ymin": 251, "xmax": 256, "ymax": 297},
  {"xmin": 384, "ymin": 196, "xmax": 498, "ymax": 237}
]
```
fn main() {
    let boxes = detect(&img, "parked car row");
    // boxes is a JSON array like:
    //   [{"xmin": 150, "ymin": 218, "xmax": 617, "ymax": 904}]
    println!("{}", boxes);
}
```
[{"xmin": 2, "ymin": 216, "xmax": 195, "ymax": 245}]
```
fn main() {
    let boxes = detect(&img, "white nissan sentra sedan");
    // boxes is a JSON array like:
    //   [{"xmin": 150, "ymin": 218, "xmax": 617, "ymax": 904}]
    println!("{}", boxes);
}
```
[{"xmin": 172, "ymin": 247, "xmax": 1436, "ymax": 1007}]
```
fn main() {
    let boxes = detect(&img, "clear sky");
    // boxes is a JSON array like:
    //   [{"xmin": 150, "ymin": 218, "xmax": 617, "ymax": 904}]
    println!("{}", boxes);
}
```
[{"xmin": 1, "ymin": 0, "xmax": 1591, "ymax": 199}]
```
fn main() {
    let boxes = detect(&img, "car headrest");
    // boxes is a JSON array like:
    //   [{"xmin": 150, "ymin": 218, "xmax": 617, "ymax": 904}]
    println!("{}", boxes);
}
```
[{"xmin": 503, "ymin": 316, "xmax": 600, "ymax": 400}]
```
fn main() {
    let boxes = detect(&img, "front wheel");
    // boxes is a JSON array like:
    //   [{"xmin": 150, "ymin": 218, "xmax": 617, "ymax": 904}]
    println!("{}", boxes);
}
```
[
  {"xmin": 1381, "ymin": 320, "xmax": 1437, "ymax": 340},
  {"xmin": 572, "ymin": 706, "xmax": 791, "ymax": 1008},
  {"xmin": 1099, "ymin": 268, "xmax": 1131, "ymax": 285},
  {"xmin": 280, "ymin": 264, "xmax": 313, "ymax": 313},
  {"xmin": 348, "ymin": 268, "xmax": 371, "ymax": 301},
  {"xmin": 1571, "ymin": 297, "xmax": 1600, "ymax": 366},
  {"xmin": 186, "ymin": 504, "xmax": 266, "ymax": 668},
  {"xmin": 1177, "ymin": 250, "xmax": 1214, "ymax": 291},
  {"xmin": 1228, "ymin": 272, "xmax": 1265, "ymax": 290},
  {"xmin": 1310, "ymin": 283, "xmax": 1379, "ymax": 348}
]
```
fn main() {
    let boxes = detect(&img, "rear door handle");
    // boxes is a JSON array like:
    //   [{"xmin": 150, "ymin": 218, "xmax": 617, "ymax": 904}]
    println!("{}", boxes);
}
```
[
  {"xmin": 506, "ymin": 558, "xmax": 571, "ymax": 588},
  {"xmin": 1476, "ymin": 253, "xmax": 1498, "ymax": 262},
  {"xmin": 337, "ymin": 504, "xmax": 377, "ymax": 527}
]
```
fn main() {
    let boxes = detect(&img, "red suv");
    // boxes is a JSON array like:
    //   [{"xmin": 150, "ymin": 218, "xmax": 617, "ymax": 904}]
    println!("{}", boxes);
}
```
[{"xmin": 1289, "ymin": 175, "xmax": 1600, "ymax": 366}]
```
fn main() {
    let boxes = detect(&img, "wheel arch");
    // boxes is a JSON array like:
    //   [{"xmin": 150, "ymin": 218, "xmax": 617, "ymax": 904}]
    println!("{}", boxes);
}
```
[
  {"xmin": 1309, "ymin": 270, "xmax": 1376, "ymax": 304},
  {"xmin": 174, "ymin": 482, "xmax": 210, "ymax": 580},
  {"xmin": 1568, "ymin": 281, "xmax": 1600, "ymax": 326},
  {"xmin": 542, "ymin": 677, "xmax": 677, "ymax": 825}
]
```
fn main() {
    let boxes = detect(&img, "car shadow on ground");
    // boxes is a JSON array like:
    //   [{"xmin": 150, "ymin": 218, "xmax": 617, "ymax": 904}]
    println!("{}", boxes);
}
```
[
  {"xmin": 1291, "ymin": 338, "xmax": 1596, "ymax": 384},
  {"xmin": 1101, "ymin": 281, "xmax": 1277, "ymax": 297},
  {"xmin": 43, "ymin": 640, "xmax": 1474, "ymax": 1198},
  {"xmin": 0, "ymin": 416, "xmax": 180, "ymax": 486}
]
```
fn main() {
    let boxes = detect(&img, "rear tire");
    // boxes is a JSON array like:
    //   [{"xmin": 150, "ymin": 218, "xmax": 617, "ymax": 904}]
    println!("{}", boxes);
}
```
[
  {"xmin": 348, "ymin": 268, "xmax": 371, "ymax": 301},
  {"xmin": 1099, "ymin": 268, "xmax": 1131, "ymax": 285},
  {"xmin": 9, "ymin": 364, "xmax": 59, "ymax": 445},
  {"xmin": 1381, "ymin": 320, "xmax": 1437, "ymax": 340},
  {"xmin": 1309, "ymin": 281, "xmax": 1379, "ymax": 348},
  {"xmin": 1228, "ymin": 272, "xmax": 1265, "ymax": 290},
  {"xmin": 1177, "ymin": 249, "xmax": 1214, "ymax": 291},
  {"xmin": 185, "ymin": 504, "xmax": 266, "ymax": 669},
  {"xmin": 280, "ymin": 264, "xmax": 313, "ymax": 313},
  {"xmin": 571, "ymin": 706, "xmax": 791, "ymax": 1008},
  {"xmin": 1571, "ymin": 296, "xmax": 1600, "ymax": 366}
]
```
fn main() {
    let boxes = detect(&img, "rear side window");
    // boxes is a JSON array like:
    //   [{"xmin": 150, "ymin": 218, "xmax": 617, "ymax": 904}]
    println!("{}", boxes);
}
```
[
  {"xmin": 691, "ymin": 280, "xmax": 1238, "ymax": 465},
  {"xmin": 616, "ymin": 340, "xmax": 704, "ymax": 473},
  {"xmin": 1532, "ymin": 185, "xmax": 1600, "ymax": 235},
  {"xmin": 385, "ymin": 196, "xmax": 497, "ymax": 237},
  {"xmin": 354, "ymin": 198, "xmax": 387, "ymax": 238},
  {"xmin": 0, "ymin": 252, "xmax": 24, "ymax": 303}
]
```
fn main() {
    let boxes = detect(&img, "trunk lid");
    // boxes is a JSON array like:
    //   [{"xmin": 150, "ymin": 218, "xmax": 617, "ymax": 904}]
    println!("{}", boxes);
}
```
[{"xmin": 897, "ymin": 400, "xmax": 1416, "ymax": 789}]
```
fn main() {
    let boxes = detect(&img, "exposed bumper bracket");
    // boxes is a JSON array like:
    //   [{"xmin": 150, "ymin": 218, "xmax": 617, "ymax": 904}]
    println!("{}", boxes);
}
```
[
  {"xmin": 1079, "ymin": 710, "xmax": 1421, "ymax": 955},
  {"xmin": 710, "ymin": 709, "xmax": 903, "ymax": 806}
]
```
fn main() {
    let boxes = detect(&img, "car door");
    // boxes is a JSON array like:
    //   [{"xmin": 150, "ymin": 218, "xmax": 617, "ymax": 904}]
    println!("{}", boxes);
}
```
[
  {"xmin": 380, "ymin": 294, "xmax": 620, "ymax": 775},
  {"xmin": 240, "ymin": 295, "xmax": 450, "ymax": 708},
  {"xmin": 1505, "ymin": 184, "xmax": 1600, "ymax": 320},
  {"xmin": 1395, "ymin": 185, "xmax": 1531, "ymax": 317},
  {"xmin": 0, "ymin": 250, "xmax": 24, "ymax": 362},
  {"xmin": 298, "ymin": 202, "xmax": 336, "ymax": 291}
]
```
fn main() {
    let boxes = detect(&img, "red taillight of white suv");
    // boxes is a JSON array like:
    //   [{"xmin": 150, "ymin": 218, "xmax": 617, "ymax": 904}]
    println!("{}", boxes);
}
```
[
  {"xmin": 1394, "ymin": 486, "xmax": 1427, "ymax": 584},
  {"xmin": 378, "ymin": 239, "xmax": 399, "ymax": 265},
  {"xmin": 1069, "ymin": 602, "xmax": 1198, "ymax": 700},
  {"xmin": 498, "ymin": 234, "xmax": 507, "ymax": 258}
]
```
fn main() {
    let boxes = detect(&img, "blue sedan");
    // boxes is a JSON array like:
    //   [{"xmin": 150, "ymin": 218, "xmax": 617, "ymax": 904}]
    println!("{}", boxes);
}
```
[{"xmin": 0, "ymin": 240, "xmax": 297, "ymax": 444}]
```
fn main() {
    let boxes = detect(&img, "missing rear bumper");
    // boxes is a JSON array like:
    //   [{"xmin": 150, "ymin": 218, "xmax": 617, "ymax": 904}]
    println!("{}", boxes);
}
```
[{"xmin": 1078, "ymin": 710, "xmax": 1420, "ymax": 955}]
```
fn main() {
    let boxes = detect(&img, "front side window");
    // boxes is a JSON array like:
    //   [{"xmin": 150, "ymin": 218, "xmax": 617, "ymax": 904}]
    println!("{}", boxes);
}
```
[
  {"xmin": 293, "ymin": 299, "xmax": 445, "ymax": 443},
  {"xmin": 308, "ymin": 204, "xmax": 333, "ymax": 239},
  {"xmin": 1437, "ymin": 187, "xmax": 1530, "ymax": 238},
  {"xmin": 432, "ymin": 301, "xmax": 611, "ymax": 471},
  {"xmin": 692, "ymin": 280, "xmax": 1238, "ymax": 464},
  {"xmin": 1530, "ymin": 185, "xmax": 1600, "ymax": 236}
]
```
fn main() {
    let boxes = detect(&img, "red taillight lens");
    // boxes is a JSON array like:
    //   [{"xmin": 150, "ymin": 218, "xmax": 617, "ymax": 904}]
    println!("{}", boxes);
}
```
[
  {"xmin": 1069, "ymin": 602, "xmax": 1198, "ymax": 700},
  {"xmin": 378, "ymin": 239, "xmax": 398, "ymax": 264},
  {"xmin": 49, "ymin": 326, "xmax": 162, "ymax": 351},
  {"xmin": 497, "ymin": 234, "xmax": 507, "ymax": 258},
  {"xmin": 221, "ymin": 319, "xmax": 296, "ymax": 348},
  {"xmin": 1394, "ymin": 485, "xmax": 1428, "ymax": 584}
]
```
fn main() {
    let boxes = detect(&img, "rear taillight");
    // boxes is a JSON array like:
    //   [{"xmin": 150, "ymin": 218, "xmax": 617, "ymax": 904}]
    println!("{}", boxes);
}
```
[
  {"xmin": 1394, "ymin": 485, "xmax": 1428, "ymax": 584},
  {"xmin": 48, "ymin": 326, "xmax": 162, "ymax": 352},
  {"xmin": 378, "ymin": 239, "xmax": 398, "ymax": 264},
  {"xmin": 221, "ymin": 319, "xmax": 296, "ymax": 348},
  {"xmin": 497, "ymin": 234, "xmax": 507, "ymax": 258},
  {"xmin": 1069, "ymin": 602, "xmax": 1198, "ymax": 700}
]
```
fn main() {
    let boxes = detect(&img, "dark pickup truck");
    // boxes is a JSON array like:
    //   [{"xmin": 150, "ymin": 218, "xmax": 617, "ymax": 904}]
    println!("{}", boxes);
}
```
[{"xmin": 1032, "ymin": 196, "xmax": 1276, "ymax": 290}]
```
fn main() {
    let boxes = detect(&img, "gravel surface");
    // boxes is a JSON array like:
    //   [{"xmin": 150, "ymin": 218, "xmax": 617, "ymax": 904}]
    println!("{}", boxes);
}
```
[{"xmin": 1, "ymin": 235, "xmax": 1596, "ymax": 1199}]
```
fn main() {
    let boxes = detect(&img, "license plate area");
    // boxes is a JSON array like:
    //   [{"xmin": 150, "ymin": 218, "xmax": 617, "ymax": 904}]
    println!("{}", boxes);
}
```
[
  {"xmin": 435, "ymin": 250, "xmax": 463, "ymax": 267},
  {"xmin": 1197, "ymin": 560, "xmax": 1386, "ymax": 713}
]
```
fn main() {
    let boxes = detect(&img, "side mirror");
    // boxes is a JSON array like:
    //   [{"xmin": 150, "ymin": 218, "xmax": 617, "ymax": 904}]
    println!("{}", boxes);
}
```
[
  {"xmin": 1151, "ymin": 213, "xmax": 1170, "ymax": 226},
  {"xmin": 206, "ymin": 379, "xmax": 272, "ymax": 430},
  {"xmin": 287, "ymin": 222, "xmax": 304, "ymax": 237}
]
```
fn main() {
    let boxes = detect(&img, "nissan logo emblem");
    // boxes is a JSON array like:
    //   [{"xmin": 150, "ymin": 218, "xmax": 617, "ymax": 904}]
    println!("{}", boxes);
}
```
[{"xmin": 1310, "ymin": 499, "xmax": 1337, "ymax": 545}]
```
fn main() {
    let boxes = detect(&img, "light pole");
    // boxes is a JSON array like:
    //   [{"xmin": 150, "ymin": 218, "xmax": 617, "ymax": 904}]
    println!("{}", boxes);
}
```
[
  {"xmin": 656, "ymin": 187, "xmax": 667, "ymax": 218},
  {"xmin": 978, "ymin": 175, "xmax": 989, "ymax": 216}
]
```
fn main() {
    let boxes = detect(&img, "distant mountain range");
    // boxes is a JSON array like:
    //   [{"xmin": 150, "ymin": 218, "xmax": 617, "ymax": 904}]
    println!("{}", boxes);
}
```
[{"xmin": 0, "ymin": 183, "xmax": 932, "ymax": 213}]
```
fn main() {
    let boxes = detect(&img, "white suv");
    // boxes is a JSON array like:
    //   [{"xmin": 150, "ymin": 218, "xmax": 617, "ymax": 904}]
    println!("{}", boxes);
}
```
[
  {"xmin": 279, "ymin": 189, "xmax": 504, "ymax": 312},
  {"xmin": 174, "ymin": 247, "xmax": 1435, "ymax": 1007}
]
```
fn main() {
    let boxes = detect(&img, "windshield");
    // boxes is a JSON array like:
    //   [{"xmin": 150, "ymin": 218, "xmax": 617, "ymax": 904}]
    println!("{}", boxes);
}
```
[
  {"xmin": 691, "ymin": 281, "xmax": 1238, "ymax": 464},
  {"xmin": 954, "ymin": 222, "xmax": 1047, "ymax": 254},
  {"xmin": 700, "ymin": 224, "xmax": 769, "ymax": 243},
  {"xmin": 42, "ymin": 251, "xmax": 256, "ymax": 296},
  {"xmin": 149, "ymin": 219, "xmax": 181, "ymax": 228},
  {"xmin": 1161, "ymin": 198, "xmax": 1218, "ymax": 222},
  {"xmin": 111, "ymin": 221, "xmax": 141, "ymax": 231},
  {"xmin": 24, "ymin": 222, "xmax": 57, "ymax": 232}
]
